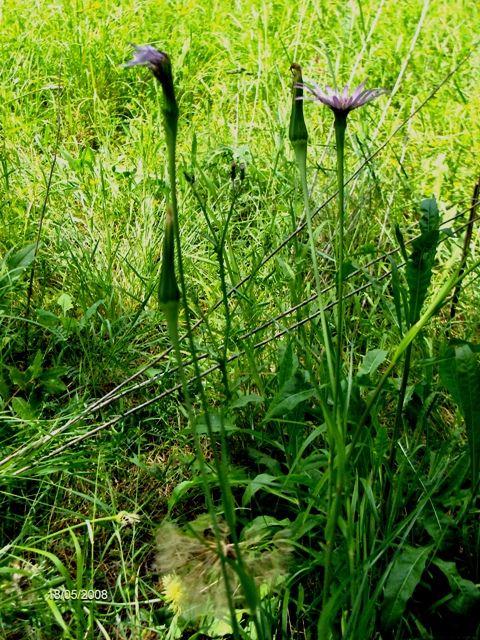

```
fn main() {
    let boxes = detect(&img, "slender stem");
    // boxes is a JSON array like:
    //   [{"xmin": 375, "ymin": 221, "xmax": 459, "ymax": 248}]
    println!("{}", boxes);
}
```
[
  {"xmin": 294, "ymin": 143, "xmax": 338, "ymax": 592},
  {"xmin": 333, "ymin": 114, "xmax": 347, "ymax": 423},
  {"xmin": 164, "ymin": 95, "xmax": 263, "ymax": 640},
  {"xmin": 293, "ymin": 143, "xmax": 335, "ymax": 390},
  {"xmin": 323, "ymin": 114, "xmax": 348, "ymax": 607},
  {"xmin": 218, "ymin": 190, "xmax": 240, "ymax": 400},
  {"xmin": 384, "ymin": 342, "xmax": 413, "ymax": 519}
]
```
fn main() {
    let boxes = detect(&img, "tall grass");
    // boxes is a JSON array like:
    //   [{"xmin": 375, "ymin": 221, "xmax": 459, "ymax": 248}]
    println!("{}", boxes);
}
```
[{"xmin": 1, "ymin": 0, "xmax": 480, "ymax": 638}]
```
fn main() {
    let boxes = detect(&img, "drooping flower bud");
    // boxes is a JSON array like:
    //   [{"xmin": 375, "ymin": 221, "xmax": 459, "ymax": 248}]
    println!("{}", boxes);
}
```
[
  {"xmin": 289, "ymin": 63, "xmax": 308, "ymax": 148},
  {"xmin": 122, "ymin": 44, "xmax": 179, "ymax": 147}
]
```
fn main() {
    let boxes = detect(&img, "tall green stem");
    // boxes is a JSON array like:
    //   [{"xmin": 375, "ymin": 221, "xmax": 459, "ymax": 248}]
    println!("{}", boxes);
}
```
[
  {"xmin": 156, "ymin": 58, "xmax": 246, "ymax": 640},
  {"xmin": 333, "ymin": 113, "xmax": 347, "ymax": 422},
  {"xmin": 294, "ymin": 144, "xmax": 335, "ymax": 390},
  {"xmin": 384, "ymin": 341, "xmax": 413, "ymax": 523},
  {"xmin": 322, "ymin": 114, "xmax": 348, "ymax": 607}
]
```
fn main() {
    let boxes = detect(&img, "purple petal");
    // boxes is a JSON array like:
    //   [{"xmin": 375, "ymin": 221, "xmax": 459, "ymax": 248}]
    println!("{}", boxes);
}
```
[
  {"xmin": 121, "ymin": 44, "xmax": 166, "ymax": 69},
  {"xmin": 350, "ymin": 81, "xmax": 367, "ymax": 102}
]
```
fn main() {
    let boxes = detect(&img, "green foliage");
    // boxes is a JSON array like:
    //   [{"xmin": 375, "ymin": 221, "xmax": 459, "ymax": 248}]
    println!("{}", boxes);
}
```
[
  {"xmin": 381, "ymin": 545, "xmax": 433, "ymax": 630},
  {"xmin": 0, "ymin": 243, "xmax": 38, "ymax": 306},
  {"xmin": 405, "ymin": 198, "xmax": 440, "ymax": 327},
  {"xmin": 440, "ymin": 341, "xmax": 480, "ymax": 484},
  {"xmin": 433, "ymin": 558, "xmax": 480, "ymax": 614},
  {"xmin": 1, "ymin": 0, "xmax": 480, "ymax": 639}
]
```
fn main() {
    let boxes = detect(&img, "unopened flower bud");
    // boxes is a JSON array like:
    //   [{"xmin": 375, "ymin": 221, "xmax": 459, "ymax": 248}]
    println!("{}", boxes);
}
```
[{"xmin": 289, "ymin": 63, "xmax": 308, "ymax": 147}]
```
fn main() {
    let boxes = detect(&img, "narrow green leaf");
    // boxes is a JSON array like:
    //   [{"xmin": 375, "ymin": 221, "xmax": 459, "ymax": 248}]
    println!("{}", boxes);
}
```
[
  {"xmin": 395, "ymin": 225, "xmax": 408, "ymax": 263},
  {"xmin": 263, "ymin": 369, "xmax": 313, "ymax": 421},
  {"xmin": 387, "ymin": 255, "xmax": 406, "ymax": 336},
  {"xmin": 374, "ymin": 425, "xmax": 388, "ymax": 465},
  {"xmin": 0, "ymin": 243, "xmax": 39, "ymax": 290},
  {"xmin": 263, "ymin": 388, "xmax": 314, "ymax": 421},
  {"xmin": 27, "ymin": 350, "xmax": 44, "ymax": 380},
  {"xmin": 441, "ymin": 342, "xmax": 480, "ymax": 483},
  {"xmin": 45, "ymin": 598, "xmax": 74, "ymax": 639},
  {"xmin": 439, "ymin": 346, "xmax": 463, "ymax": 408},
  {"xmin": 231, "ymin": 394, "xmax": 264, "ymax": 409},
  {"xmin": 277, "ymin": 342, "xmax": 298, "ymax": 388},
  {"xmin": 381, "ymin": 545, "xmax": 432, "ymax": 630},
  {"xmin": 193, "ymin": 412, "xmax": 237, "ymax": 434},
  {"xmin": 242, "ymin": 474, "xmax": 279, "ymax": 506},
  {"xmin": 167, "ymin": 479, "xmax": 203, "ymax": 512}
]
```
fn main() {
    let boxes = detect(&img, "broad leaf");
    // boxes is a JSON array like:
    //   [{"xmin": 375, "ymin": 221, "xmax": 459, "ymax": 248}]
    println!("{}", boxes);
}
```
[
  {"xmin": 441, "ymin": 342, "xmax": 480, "ymax": 483},
  {"xmin": 263, "ymin": 370, "xmax": 314, "ymax": 422},
  {"xmin": 357, "ymin": 349, "xmax": 388, "ymax": 385},
  {"xmin": 231, "ymin": 394, "xmax": 264, "ymax": 409},
  {"xmin": 12, "ymin": 397, "xmax": 36, "ymax": 420},
  {"xmin": 433, "ymin": 558, "xmax": 480, "ymax": 614},
  {"xmin": 381, "ymin": 545, "xmax": 432, "ymax": 630},
  {"xmin": 406, "ymin": 198, "xmax": 440, "ymax": 326},
  {"xmin": 0, "ymin": 243, "xmax": 39, "ymax": 290}
]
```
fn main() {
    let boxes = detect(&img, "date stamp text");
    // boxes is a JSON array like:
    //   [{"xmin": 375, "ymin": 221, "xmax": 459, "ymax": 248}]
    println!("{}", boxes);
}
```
[{"xmin": 48, "ymin": 588, "xmax": 109, "ymax": 601}]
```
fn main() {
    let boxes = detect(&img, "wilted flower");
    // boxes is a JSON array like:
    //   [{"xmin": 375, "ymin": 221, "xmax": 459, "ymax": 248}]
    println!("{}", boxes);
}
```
[
  {"xmin": 297, "ymin": 80, "xmax": 389, "ymax": 118},
  {"xmin": 121, "ymin": 44, "xmax": 168, "ymax": 75},
  {"xmin": 122, "ymin": 43, "xmax": 178, "ymax": 138},
  {"xmin": 116, "ymin": 511, "xmax": 141, "ymax": 527},
  {"xmin": 155, "ymin": 518, "xmax": 291, "ymax": 621}
]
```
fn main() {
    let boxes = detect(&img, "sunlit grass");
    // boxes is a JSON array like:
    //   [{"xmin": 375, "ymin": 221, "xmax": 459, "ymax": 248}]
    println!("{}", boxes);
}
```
[{"xmin": 1, "ymin": 0, "xmax": 480, "ymax": 637}]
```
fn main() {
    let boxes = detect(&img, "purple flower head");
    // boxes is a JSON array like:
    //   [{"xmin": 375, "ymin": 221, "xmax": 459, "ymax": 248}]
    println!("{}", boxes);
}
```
[
  {"xmin": 296, "ymin": 80, "xmax": 389, "ymax": 117},
  {"xmin": 122, "ymin": 44, "xmax": 168, "ymax": 72}
]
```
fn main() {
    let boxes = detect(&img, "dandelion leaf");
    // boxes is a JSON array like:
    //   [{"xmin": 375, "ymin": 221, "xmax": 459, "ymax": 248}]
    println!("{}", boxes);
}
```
[
  {"xmin": 440, "ymin": 341, "xmax": 480, "ymax": 483},
  {"xmin": 406, "ymin": 198, "xmax": 440, "ymax": 326},
  {"xmin": 380, "ymin": 545, "xmax": 432, "ymax": 630},
  {"xmin": 433, "ymin": 558, "xmax": 480, "ymax": 614}
]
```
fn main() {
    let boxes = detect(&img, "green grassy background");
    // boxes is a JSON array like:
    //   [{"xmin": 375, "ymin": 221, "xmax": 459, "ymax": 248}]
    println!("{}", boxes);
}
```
[{"xmin": 1, "ymin": 0, "xmax": 480, "ymax": 637}]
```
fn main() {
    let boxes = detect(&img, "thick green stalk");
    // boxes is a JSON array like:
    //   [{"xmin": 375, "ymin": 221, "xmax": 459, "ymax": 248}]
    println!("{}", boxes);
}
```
[
  {"xmin": 289, "ymin": 64, "xmax": 346, "ymax": 610},
  {"xmin": 289, "ymin": 64, "xmax": 335, "ymax": 389}
]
